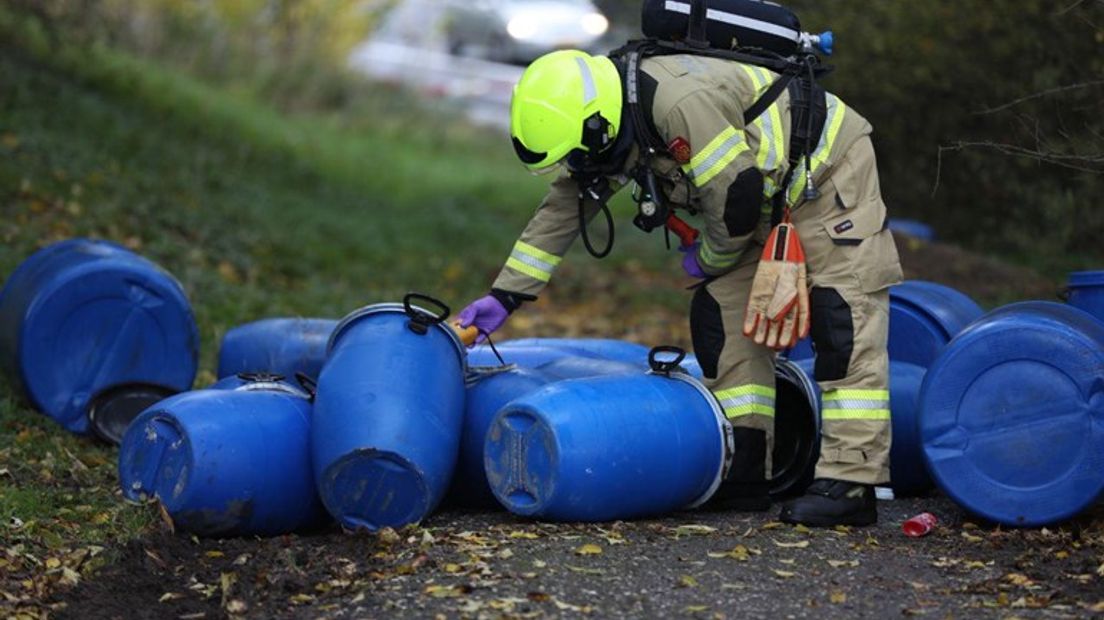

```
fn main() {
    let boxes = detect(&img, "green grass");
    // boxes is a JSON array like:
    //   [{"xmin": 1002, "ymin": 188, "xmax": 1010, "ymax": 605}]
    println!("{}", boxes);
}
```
[{"xmin": 0, "ymin": 7, "xmax": 682, "ymax": 566}]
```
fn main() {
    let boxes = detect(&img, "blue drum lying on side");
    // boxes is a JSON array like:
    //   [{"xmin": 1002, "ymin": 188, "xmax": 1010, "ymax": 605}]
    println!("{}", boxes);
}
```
[
  {"xmin": 217, "ymin": 317, "xmax": 338, "ymax": 380},
  {"xmin": 484, "ymin": 348, "xmax": 732, "ymax": 522},
  {"xmin": 312, "ymin": 295, "xmax": 467, "ymax": 530},
  {"xmin": 0, "ymin": 239, "xmax": 198, "ymax": 441},
  {"xmin": 920, "ymin": 302, "xmax": 1104, "ymax": 526},
  {"xmin": 1064, "ymin": 270, "xmax": 1104, "ymax": 324},
  {"xmin": 117, "ymin": 374, "xmax": 325, "ymax": 537}
]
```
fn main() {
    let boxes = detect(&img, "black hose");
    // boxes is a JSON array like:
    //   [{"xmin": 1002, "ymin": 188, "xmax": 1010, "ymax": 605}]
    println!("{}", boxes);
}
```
[{"xmin": 578, "ymin": 195, "xmax": 615, "ymax": 259}]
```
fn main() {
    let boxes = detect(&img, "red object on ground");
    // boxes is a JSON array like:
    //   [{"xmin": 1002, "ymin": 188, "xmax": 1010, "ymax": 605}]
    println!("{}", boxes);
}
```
[{"xmin": 902, "ymin": 512, "xmax": 938, "ymax": 537}]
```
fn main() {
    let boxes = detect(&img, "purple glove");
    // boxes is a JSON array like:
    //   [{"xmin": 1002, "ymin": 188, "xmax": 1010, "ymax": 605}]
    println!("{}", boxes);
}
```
[
  {"xmin": 457, "ymin": 295, "xmax": 509, "ymax": 345},
  {"xmin": 681, "ymin": 244, "xmax": 707, "ymax": 279}
]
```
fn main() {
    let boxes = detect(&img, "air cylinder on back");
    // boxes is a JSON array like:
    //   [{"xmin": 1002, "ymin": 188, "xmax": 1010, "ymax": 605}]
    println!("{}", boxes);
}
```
[
  {"xmin": 117, "ymin": 375, "xmax": 324, "ymax": 537},
  {"xmin": 311, "ymin": 295, "xmax": 467, "ymax": 531},
  {"xmin": 217, "ymin": 318, "xmax": 338, "ymax": 380},
  {"xmin": 920, "ymin": 302, "xmax": 1104, "ymax": 526},
  {"xmin": 484, "ymin": 348, "xmax": 732, "ymax": 522},
  {"xmin": 0, "ymin": 239, "xmax": 198, "ymax": 441}
]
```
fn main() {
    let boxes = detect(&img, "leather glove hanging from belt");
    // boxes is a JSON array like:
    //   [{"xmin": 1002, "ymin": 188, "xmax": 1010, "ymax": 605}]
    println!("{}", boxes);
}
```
[{"xmin": 743, "ymin": 211, "xmax": 810, "ymax": 349}]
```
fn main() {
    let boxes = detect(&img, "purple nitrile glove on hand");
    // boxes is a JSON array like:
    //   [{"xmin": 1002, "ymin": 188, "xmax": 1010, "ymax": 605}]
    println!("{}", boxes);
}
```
[
  {"xmin": 456, "ymin": 295, "xmax": 509, "ymax": 346},
  {"xmin": 681, "ymin": 243, "xmax": 707, "ymax": 279}
]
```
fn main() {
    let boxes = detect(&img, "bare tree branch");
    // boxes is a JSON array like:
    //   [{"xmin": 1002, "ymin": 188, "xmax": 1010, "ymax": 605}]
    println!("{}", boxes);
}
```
[
  {"xmin": 975, "ymin": 80, "xmax": 1104, "ymax": 115},
  {"xmin": 932, "ymin": 141, "xmax": 1104, "ymax": 195}
]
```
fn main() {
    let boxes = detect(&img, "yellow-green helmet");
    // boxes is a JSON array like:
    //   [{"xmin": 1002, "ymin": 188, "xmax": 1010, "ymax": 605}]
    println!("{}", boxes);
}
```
[{"xmin": 510, "ymin": 50, "xmax": 623, "ymax": 173}]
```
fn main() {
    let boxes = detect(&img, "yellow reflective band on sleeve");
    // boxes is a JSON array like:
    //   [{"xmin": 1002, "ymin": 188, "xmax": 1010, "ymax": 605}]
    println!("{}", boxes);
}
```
[
  {"xmin": 698, "ymin": 237, "xmax": 740, "ymax": 270},
  {"xmin": 505, "ymin": 240, "xmax": 562, "ymax": 283},
  {"xmin": 682, "ymin": 127, "xmax": 750, "ymax": 187},
  {"xmin": 787, "ymin": 94, "xmax": 847, "ymax": 206},
  {"xmin": 714, "ymin": 384, "xmax": 776, "ymax": 419},
  {"xmin": 821, "ymin": 388, "xmax": 891, "ymax": 421}
]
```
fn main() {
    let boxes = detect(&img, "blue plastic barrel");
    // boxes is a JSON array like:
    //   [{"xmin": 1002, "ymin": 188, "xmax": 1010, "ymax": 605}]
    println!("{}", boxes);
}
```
[
  {"xmin": 217, "ymin": 318, "xmax": 338, "ymax": 380},
  {"xmin": 451, "ymin": 366, "xmax": 554, "ymax": 508},
  {"xmin": 888, "ymin": 280, "xmax": 984, "ymax": 368},
  {"xmin": 118, "ymin": 375, "xmax": 325, "ymax": 537},
  {"xmin": 770, "ymin": 358, "xmax": 821, "ymax": 497},
  {"xmin": 312, "ymin": 295, "xmax": 467, "ymax": 530},
  {"xmin": 1065, "ymin": 271, "xmax": 1104, "ymax": 323},
  {"xmin": 484, "ymin": 348, "xmax": 731, "ymax": 521},
  {"xmin": 467, "ymin": 343, "xmax": 603, "ymax": 368},
  {"xmin": 792, "ymin": 358, "xmax": 930, "ymax": 495},
  {"xmin": 888, "ymin": 218, "xmax": 936, "ymax": 241},
  {"xmin": 0, "ymin": 239, "xmax": 198, "ymax": 438},
  {"xmin": 499, "ymin": 338, "xmax": 651, "ymax": 365},
  {"xmin": 920, "ymin": 302, "xmax": 1104, "ymax": 526},
  {"xmin": 535, "ymin": 356, "xmax": 643, "ymax": 380}
]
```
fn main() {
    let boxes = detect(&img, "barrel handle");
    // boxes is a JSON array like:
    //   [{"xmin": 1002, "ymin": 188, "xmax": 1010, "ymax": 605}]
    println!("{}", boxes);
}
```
[
  {"xmin": 648, "ymin": 345, "xmax": 686, "ymax": 373},
  {"xmin": 237, "ymin": 371, "xmax": 287, "ymax": 383},
  {"xmin": 403, "ymin": 292, "xmax": 451, "ymax": 335}
]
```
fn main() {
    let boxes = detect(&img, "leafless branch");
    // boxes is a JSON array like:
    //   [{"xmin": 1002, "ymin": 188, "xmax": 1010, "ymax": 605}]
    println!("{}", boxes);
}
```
[
  {"xmin": 975, "ymin": 80, "xmax": 1104, "ymax": 115},
  {"xmin": 932, "ymin": 141, "xmax": 1104, "ymax": 195}
]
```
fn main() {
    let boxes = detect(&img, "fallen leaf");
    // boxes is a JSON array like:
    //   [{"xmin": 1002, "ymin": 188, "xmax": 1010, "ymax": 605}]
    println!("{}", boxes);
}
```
[
  {"xmin": 226, "ymin": 599, "xmax": 247, "ymax": 614},
  {"xmin": 678, "ymin": 575, "xmax": 699, "ymax": 588},
  {"xmin": 509, "ymin": 531, "xmax": 538, "ymax": 540},
  {"xmin": 424, "ymin": 585, "xmax": 466, "ymax": 598},
  {"xmin": 1005, "ymin": 573, "xmax": 1035, "ymax": 587},
  {"xmin": 552, "ymin": 598, "xmax": 590, "ymax": 612},
  {"xmin": 962, "ymin": 532, "xmax": 984, "ymax": 543},
  {"xmin": 1097, "ymin": 563, "xmax": 1104, "ymax": 577},
  {"xmin": 290, "ymin": 593, "xmax": 315, "ymax": 604},
  {"xmin": 827, "ymin": 559, "xmax": 859, "ymax": 568},
  {"xmin": 761, "ymin": 522, "xmax": 785, "ymax": 530},
  {"xmin": 773, "ymin": 569, "xmax": 796, "ymax": 579},
  {"xmin": 566, "ymin": 565, "xmax": 603, "ymax": 575},
  {"xmin": 772, "ymin": 539, "xmax": 810, "ymax": 549},
  {"xmin": 443, "ymin": 563, "xmax": 463, "ymax": 573},
  {"xmin": 527, "ymin": 591, "xmax": 551, "ymax": 602},
  {"xmin": 830, "ymin": 590, "xmax": 847, "ymax": 604},
  {"xmin": 497, "ymin": 549, "xmax": 514, "ymax": 560},
  {"xmin": 205, "ymin": 551, "xmax": 224, "ymax": 558},
  {"xmin": 684, "ymin": 605, "xmax": 710, "ymax": 613},
  {"xmin": 1090, "ymin": 601, "xmax": 1104, "ymax": 612},
  {"xmin": 965, "ymin": 561, "xmax": 988, "ymax": 570},
  {"xmin": 1054, "ymin": 551, "xmax": 1069, "ymax": 559},
  {"xmin": 708, "ymin": 545, "xmax": 750, "ymax": 561},
  {"xmin": 575, "ymin": 544, "xmax": 602, "ymax": 556},
  {"xmin": 674, "ymin": 525, "xmax": 717, "ymax": 538},
  {"xmin": 793, "ymin": 524, "xmax": 813, "ymax": 534},
  {"xmin": 533, "ymin": 559, "xmax": 547, "ymax": 568},
  {"xmin": 159, "ymin": 593, "xmax": 184, "ymax": 603}
]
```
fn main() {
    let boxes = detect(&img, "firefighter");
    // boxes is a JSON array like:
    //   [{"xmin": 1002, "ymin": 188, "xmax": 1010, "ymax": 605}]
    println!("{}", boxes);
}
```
[{"xmin": 457, "ymin": 49, "xmax": 903, "ymax": 527}]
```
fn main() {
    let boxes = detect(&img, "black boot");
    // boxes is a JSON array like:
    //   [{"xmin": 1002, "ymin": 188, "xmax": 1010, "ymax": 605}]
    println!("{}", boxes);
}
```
[
  {"xmin": 778, "ymin": 479, "xmax": 876, "ymax": 527},
  {"xmin": 704, "ymin": 427, "xmax": 771, "ymax": 512}
]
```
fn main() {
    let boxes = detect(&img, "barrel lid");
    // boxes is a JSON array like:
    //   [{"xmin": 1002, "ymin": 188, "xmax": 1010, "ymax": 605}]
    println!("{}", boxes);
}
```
[
  {"xmin": 1067, "ymin": 270, "xmax": 1104, "ymax": 288},
  {"xmin": 920, "ymin": 301, "xmax": 1104, "ymax": 526},
  {"xmin": 328, "ymin": 298, "xmax": 466, "ymax": 368},
  {"xmin": 88, "ymin": 383, "xmax": 178, "ymax": 445}
]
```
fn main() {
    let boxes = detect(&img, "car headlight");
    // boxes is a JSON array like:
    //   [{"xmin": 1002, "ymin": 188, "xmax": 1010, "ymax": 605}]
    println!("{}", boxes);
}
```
[
  {"xmin": 581, "ymin": 13, "xmax": 608, "ymax": 36},
  {"xmin": 507, "ymin": 15, "xmax": 539, "ymax": 40}
]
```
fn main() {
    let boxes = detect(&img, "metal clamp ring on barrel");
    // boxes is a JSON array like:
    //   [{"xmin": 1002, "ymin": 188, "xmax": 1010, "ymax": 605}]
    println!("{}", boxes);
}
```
[
  {"xmin": 644, "ymin": 346, "xmax": 733, "ymax": 509},
  {"xmin": 233, "ymin": 372, "xmax": 311, "ymax": 399},
  {"xmin": 403, "ymin": 292, "xmax": 450, "ymax": 336}
]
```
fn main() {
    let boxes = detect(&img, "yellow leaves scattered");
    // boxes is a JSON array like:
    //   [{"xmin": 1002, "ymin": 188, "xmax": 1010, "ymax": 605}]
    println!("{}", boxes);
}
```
[
  {"xmin": 1054, "ymin": 550, "xmax": 1069, "ymax": 559},
  {"xmin": 574, "ymin": 544, "xmax": 602, "ymax": 556},
  {"xmin": 707, "ymin": 544, "xmax": 757, "ymax": 561},
  {"xmin": 509, "ymin": 530, "xmax": 539, "ymax": 540},
  {"xmin": 1005, "ymin": 573, "xmax": 1035, "ymax": 588},
  {"xmin": 673, "ymin": 524, "xmax": 717, "ymax": 539},
  {"xmin": 829, "ymin": 590, "xmax": 847, "ymax": 604},
  {"xmin": 772, "ymin": 569, "xmax": 797, "ymax": 579},
  {"xmin": 771, "ymin": 539, "xmax": 809, "ymax": 549},
  {"xmin": 827, "ymin": 559, "xmax": 860, "ymax": 568},
  {"xmin": 205, "ymin": 551, "xmax": 225, "ymax": 558},
  {"xmin": 289, "ymin": 593, "xmax": 315, "ymax": 604},
  {"xmin": 678, "ymin": 575, "xmax": 699, "ymax": 588},
  {"xmin": 961, "ymin": 532, "xmax": 984, "ymax": 543},
  {"xmin": 158, "ymin": 592, "xmax": 184, "ymax": 603},
  {"xmin": 424, "ymin": 584, "xmax": 467, "ymax": 598}
]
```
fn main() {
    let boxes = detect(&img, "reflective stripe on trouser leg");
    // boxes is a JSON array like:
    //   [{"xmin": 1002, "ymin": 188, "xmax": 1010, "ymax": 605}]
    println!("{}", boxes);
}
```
[
  {"xmin": 691, "ymin": 251, "xmax": 778, "ymax": 479},
  {"xmin": 812, "ymin": 287, "xmax": 892, "ymax": 485}
]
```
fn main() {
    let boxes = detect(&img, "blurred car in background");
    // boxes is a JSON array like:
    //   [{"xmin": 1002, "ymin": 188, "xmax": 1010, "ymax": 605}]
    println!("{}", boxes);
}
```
[{"xmin": 444, "ymin": 0, "xmax": 609, "ymax": 65}]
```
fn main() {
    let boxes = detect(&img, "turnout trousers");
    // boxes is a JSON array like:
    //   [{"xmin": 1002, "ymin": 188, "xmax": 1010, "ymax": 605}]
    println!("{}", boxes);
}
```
[{"xmin": 692, "ymin": 136, "xmax": 903, "ymax": 490}]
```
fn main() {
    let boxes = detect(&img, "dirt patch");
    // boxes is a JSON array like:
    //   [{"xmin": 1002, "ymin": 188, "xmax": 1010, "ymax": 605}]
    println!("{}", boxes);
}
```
[{"xmin": 52, "ymin": 498, "xmax": 1104, "ymax": 618}]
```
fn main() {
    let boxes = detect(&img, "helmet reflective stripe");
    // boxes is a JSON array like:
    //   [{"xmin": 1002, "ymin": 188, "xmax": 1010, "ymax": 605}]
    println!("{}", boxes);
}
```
[
  {"xmin": 576, "ymin": 57, "xmax": 597, "ymax": 105},
  {"xmin": 510, "ymin": 50, "xmax": 623, "ymax": 172}
]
